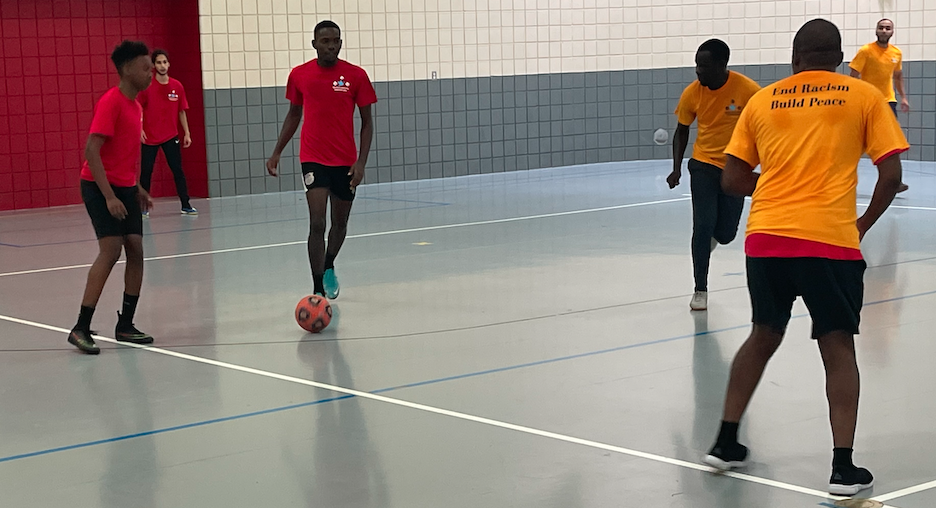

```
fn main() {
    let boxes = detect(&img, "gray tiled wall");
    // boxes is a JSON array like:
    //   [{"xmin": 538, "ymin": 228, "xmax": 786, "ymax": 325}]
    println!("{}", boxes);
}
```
[{"xmin": 203, "ymin": 61, "xmax": 936, "ymax": 198}]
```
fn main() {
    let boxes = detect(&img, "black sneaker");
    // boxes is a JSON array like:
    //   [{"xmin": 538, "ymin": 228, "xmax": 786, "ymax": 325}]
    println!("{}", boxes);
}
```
[
  {"xmin": 68, "ymin": 329, "xmax": 100, "ymax": 355},
  {"xmin": 704, "ymin": 442, "xmax": 749, "ymax": 470},
  {"xmin": 829, "ymin": 466, "xmax": 874, "ymax": 496},
  {"xmin": 114, "ymin": 313, "xmax": 154, "ymax": 344}
]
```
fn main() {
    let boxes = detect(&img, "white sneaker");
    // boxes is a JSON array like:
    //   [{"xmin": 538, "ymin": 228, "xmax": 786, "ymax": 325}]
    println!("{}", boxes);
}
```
[{"xmin": 690, "ymin": 291, "xmax": 708, "ymax": 311}]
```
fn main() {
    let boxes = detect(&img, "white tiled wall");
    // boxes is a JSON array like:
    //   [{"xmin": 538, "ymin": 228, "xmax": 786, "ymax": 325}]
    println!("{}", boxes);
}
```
[{"xmin": 199, "ymin": 0, "xmax": 936, "ymax": 89}]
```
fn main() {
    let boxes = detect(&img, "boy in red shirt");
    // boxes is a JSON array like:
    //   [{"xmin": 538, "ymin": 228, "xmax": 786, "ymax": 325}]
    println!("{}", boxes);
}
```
[
  {"xmin": 138, "ymin": 49, "xmax": 197, "ymax": 215},
  {"xmin": 267, "ymin": 20, "xmax": 377, "ymax": 300},
  {"xmin": 69, "ymin": 40, "xmax": 157, "ymax": 354}
]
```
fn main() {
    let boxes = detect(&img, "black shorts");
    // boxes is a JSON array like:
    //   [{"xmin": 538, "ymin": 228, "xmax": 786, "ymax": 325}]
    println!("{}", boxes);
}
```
[
  {"xmin": 746, "ymin": 256, "xmax": 866, "ymax": 338},
  {"xmin": 81, "ymin": 179, "xmax": 143, "ymax": 238},
  {"xmin": 301, "ymin": 162, "xmax": 355, "ymax": 202}
]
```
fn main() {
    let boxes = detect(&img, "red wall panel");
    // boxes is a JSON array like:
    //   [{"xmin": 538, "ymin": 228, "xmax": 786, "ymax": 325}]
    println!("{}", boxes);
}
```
[{"xmin": 0, "ymin": 0, "xmax": 206, "ymax": 211}]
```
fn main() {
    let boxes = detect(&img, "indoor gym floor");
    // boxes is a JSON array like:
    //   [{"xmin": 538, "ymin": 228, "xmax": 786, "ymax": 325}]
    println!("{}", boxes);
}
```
[{"xmin": 1, "ymin": 160, "xmax": 935, "ymax": 508}]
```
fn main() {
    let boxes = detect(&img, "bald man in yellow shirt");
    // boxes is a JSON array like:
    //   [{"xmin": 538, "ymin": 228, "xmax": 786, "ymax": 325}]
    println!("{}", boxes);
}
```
[{"xmin": 850, "ymin": 18, "xmax": 910, "ymax": 192}]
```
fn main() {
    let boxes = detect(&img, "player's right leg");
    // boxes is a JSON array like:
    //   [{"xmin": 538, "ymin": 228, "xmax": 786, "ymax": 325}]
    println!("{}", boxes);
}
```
[
  {"xmin": 140, "ymin": 143, "xmax": 159, "ymax": 217},
  {"xmin": 302, "ymin": 163, "xmax": 332, "ymax": 296},
  {"xmin": 704, "ymin": 257, "xmax": 792, "ymax": 470},
  {"xmin": 688, "ymin": 159, "xmax": 720, "ymax": 310}
]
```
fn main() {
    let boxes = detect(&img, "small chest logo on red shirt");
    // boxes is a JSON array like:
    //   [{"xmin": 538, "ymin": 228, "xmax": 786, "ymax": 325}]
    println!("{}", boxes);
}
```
[
  {"xmin": 168, "ymin": 90, "xmax": 179, "ymax": 101},
  {"xmin": 332, "ymin": 76, "xmax": 351, "ymax": 93}
]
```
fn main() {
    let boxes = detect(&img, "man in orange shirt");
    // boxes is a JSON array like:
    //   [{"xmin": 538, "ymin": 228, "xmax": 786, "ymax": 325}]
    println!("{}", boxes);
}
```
[
  {"xmin": 703, "ymin": 19, "xmax": 907, "ymax": 496},
  {"xmin": 669, "ymin": 39, "xmax": 761, "ymax": 311},
  {"xmin": 850, "ymin": 18, "xmax": 910, "ymax": 193}
]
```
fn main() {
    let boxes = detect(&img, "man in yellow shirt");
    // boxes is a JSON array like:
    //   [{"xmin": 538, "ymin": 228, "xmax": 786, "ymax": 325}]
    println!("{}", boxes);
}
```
[
  {"xmin": 668, "ymin": 39, "xmax": 761, "ymax": 312},
  {"xmin": 850, "ymin": 18, "xmax": 910, "ymax": 192},
  {"xmin": 703, "ymin": 19, "xmax": 908, "ymax": 497}
]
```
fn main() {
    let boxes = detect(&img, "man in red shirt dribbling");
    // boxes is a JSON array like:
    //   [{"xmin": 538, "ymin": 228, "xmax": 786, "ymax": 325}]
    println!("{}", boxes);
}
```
[{"xmin": 266, "ymin": 20, "xmax": 377, "ymax": 301}]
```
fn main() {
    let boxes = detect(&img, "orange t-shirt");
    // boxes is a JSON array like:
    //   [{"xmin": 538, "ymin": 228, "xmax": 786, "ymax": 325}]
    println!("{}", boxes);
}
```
[
  {"xmin": 849, "ymin": 43, "xmax": 902, "ymax": 102},
  {"xmin": 675, "ymin": 71, "xmax": 761, "ymax": 169},
  {"xmin": 725, "ymin": 71, "xmax": 909, "ymax": 255}
]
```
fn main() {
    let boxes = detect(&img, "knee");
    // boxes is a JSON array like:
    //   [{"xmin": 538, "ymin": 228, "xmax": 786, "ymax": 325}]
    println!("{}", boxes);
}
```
[
  {"xmin": 123, "ymin": 238, "xmax": 145, "ymax": 263},
  {"xmin": 98, "ymin": 245, "xmax": 123, "ymax": 265},
  {"xmin": 714, "ymin": 230, "xmax": 738, "ymax": 245},
  {"xmin": 309, "ymin": 217, "xmax": 327, "ymax": 236},
  {"xmin": 749, "ymin": 325, "xmax": 784, "ymax": 357},
  {"xmin": 330, "ymin": 220, "xmax": 348, "ymax": 234}
]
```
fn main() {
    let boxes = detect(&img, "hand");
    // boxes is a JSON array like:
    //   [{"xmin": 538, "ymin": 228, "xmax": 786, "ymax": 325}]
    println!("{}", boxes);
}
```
[
  {"xmin": 137, "ymin": 187, "xmax": 154, "ymax": 214},
  {"xmin": 140, "ymin": 130, "xmax": 147, "ymax": 144},
  {"xmin": 349, "ymin": 161, "xmax": 365, "ymax": 189},
  {"xmin": 182, "ymin": 133, "xmax": 192, "ymax": 148},
  {"xmin": 666, "ymin": 169, "xmax": 681, "ymax": 189},
  {"xmin": 900, "ymin": 98, "xmax": 910, "ymax": 114},
  {"xmin": 106, "ymin": 196, "xmax": 128, "ymax": 220},
  {"xmin": 857, "ymin": 217, "xmax": 870, "ymax": 241},
  {"xmin": 266, "ymin": 153, "xmax": 281, "ymax": 177}
]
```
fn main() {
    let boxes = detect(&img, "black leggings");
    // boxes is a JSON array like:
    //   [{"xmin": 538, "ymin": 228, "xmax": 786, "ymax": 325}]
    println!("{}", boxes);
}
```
[
  {"xmin": 141, "ymin": 138, "xmax": 190, "ymax": 208},
  {"xmin": 689, "ymin": 159, "xmax": 744, "ymax": 292}
]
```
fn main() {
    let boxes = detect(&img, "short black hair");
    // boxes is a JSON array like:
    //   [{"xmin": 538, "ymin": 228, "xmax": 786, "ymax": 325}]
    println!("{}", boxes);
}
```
[
  {"xmin": 111, "ymin": 40, "xmax": 149, "ymax": 74},
  {"xmin": 793, "ymin": 18, "xmax": 843, "ymax": 68},
  {"xmin": 697, "ymin": 39, "xmax": 730, "ymax": 64},
  {"xmin": 314, "ymin": 20, "xmax": 341, "ymax": 38},
  {"xmin": 878, "ymin": 18, "xmax": 893, "ymax": 26},
  {"xmin": 152, "ymin": 49, "xmax": 169, "ymax": 64}
]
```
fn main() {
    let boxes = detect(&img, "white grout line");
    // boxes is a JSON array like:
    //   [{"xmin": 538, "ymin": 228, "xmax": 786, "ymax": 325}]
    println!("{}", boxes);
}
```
[
  {"xmin": 0, "ymin": 312, "xmax": 898, "ymax": 507},
  {"xmin": 875, "ymin": 479, "xmax": 936, "ymax": 502},
  {"xmin": 0, "ymin": 197, "xmax": 690, "ymax": 278}
]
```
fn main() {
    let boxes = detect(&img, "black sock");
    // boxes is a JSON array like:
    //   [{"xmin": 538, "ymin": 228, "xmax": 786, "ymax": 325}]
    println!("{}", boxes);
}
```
[
  {"xmin": 716, "ymin": 421, "xmax": 740, "ymax": 447},
  {"xmin": 313, "ymin": 274, "xmax": 325, "ymax": 296},
  {"xmin": 76, "ymin": 305, "xmax": 95, "ymax": 332},
  {"xmin": 119, "ymin": 293, "xmax": 140, "ymax": 328},
  {"xmin": 324, "ymin": 252, "xmax": 337, "ymax": 271},
  {"xmin": 833, "ymin": 447, "xmax": 854, "ymax": 468}
]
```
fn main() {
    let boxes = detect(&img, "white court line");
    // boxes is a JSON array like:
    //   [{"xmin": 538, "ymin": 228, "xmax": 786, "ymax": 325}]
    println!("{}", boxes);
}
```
[
  {"xmin": 0, "ymin": 313, "xmax": 896, "ymax": 506},
  {"xmin": 875, "ymin": 480, "xmax": 936, "ymax": 502},
  {"xmin": 681, "ymin": 193, "xmax": 936, "ymax": 212},
  {"xmin": 0, "ymin": 197, "xmax": 690, "ymax": 278},
  {"xmin": 857, "ymin": 203, "xmax": 936, "ymax": 211}
]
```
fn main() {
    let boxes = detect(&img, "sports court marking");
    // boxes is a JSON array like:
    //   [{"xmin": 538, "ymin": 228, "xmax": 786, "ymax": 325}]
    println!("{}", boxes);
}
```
[
  {"xmin": 1, "ymin": 313, "xmax": 931, "ymax": 506},
  {"xmin": 0, "ymin": 197, "xmax": 690, "ymax": 278},
  {"xmin": 680, "ymin": 193, "xmax": 936, "ymax": 211}
]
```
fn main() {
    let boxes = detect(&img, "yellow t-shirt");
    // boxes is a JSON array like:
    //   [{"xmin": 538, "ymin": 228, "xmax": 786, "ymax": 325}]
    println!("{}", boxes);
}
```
[
  {"xmin": 849, "ymin": 43, "xmax": 902, "ymax": 102},
  {"xmin": 725, "ymin": 71, "xmax": 909, "ymax": 250},
  {"xmin": 675, "ymin": 71, "xmax": 761, "ymax": 169}
]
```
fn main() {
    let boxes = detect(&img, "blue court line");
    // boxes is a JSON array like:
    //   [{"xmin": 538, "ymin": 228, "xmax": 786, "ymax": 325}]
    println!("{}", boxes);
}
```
[
  {"xmin": 0, "ymin": 394, "xmax": 354, "ymax": 464},
  {"xmin": 1, "ymin": 288, "xmax": 935, "ymax": 465},
  {"xmin": 0, "ymin": 203, "xmax": 449, "ymax": 248}
]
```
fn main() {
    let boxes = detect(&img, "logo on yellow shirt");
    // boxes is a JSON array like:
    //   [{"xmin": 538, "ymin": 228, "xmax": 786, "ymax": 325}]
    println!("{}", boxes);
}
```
[{"xmin": 725, "ymin": 99, "xmax": 743, "ymax": 116}]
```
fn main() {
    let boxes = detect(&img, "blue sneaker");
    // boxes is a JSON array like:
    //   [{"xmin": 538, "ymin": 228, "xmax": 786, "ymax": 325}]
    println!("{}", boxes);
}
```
[
  {"xmin": 181, "ymin": 207, "xmax": 198, "ymax": 215},
  {"xmin": 323, "ymin": 268, "xmax": 340, "ymax": 299},
  {"xmin": 142, "ymin": 210, "xmax": 150, "ymax": 218}
]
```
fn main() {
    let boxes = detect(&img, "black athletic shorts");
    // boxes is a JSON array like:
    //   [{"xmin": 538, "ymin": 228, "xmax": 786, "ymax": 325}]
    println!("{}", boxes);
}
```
[
  {"xmin": 81, "ymin": 179, "xmax": 143, "ymax": 238},
  {"xmin": 301, "ymin": 162, "xmax": 355, "ymax": 202},
  {"xmin": 746, "ymin": 256, "xmax": 866, "ymax": 339}
]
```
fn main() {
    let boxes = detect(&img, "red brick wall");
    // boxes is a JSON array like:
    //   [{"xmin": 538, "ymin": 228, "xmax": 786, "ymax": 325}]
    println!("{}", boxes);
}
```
[{"xmin": 0, "ymin": 0, "xmax": 205, "ymax": 210}]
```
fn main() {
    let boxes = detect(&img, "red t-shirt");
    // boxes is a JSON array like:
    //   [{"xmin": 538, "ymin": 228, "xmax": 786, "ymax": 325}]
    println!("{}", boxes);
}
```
[
  {"xmin": 286, "ymin": 59, "xmax": 378, "ymax": 166},
  {"xmin": 80, "ymin": 87, "xmax": 144, "ymax": 188},
  {"xmin": 138, "ymin": 76, "xmax": 188, "ymax": 146}
]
